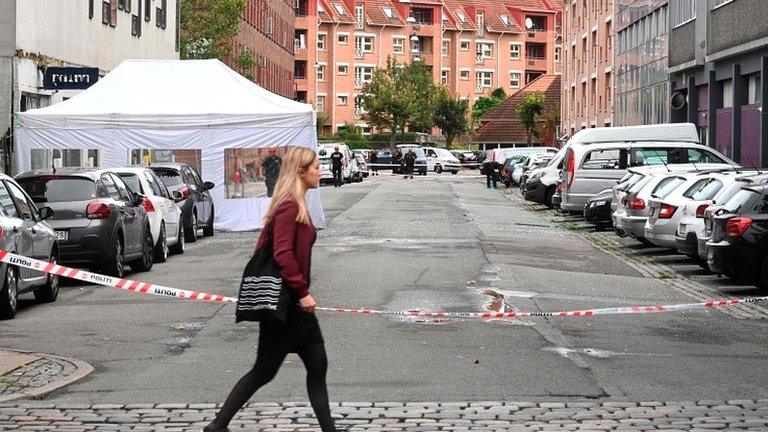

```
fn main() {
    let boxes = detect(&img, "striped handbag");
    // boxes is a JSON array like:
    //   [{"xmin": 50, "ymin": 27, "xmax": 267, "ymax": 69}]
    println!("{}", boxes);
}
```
[{"xmin": 235, "ymin": 225, "xmax": 290, "ymax": 323}]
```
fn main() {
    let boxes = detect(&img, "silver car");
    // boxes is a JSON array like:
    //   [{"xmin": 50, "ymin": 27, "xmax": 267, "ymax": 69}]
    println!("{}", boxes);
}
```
[{"xmin": 0, "ymin": 174, "xmax": 59, "ymax": 319}]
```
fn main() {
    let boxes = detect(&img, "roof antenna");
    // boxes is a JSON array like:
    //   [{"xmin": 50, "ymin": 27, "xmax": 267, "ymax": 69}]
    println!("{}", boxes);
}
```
[{"xmin": 51, "ymin": 158, "xmax": 56, "ymax": 175}]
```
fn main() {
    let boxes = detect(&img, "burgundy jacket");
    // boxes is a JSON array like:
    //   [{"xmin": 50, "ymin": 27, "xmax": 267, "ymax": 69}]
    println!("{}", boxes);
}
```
[{"xmin": 256, "ymin": 198, "xmax": 316, "ymax": 299}]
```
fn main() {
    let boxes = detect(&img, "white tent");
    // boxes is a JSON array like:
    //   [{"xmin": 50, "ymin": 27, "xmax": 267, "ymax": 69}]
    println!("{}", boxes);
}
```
[{"xmin": 16, "ymin": 59, "xmax": 325, "ymax": 231}]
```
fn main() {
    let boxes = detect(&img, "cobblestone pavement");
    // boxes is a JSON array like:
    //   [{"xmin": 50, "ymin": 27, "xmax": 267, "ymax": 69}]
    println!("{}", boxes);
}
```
[
  {"xmin": 0, "ymin": 358, "xmax": 78, "ymax": 397},
  {"xmin": 2, "ymin": 400, "xmax": 768, "ymax": 431}
]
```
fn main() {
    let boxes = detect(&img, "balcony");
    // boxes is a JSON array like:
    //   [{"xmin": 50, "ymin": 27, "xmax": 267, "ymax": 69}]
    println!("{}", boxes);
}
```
[
  {"xmin": 525, "ymin": 57, "xmax": 547, "ymax": 71},
  {"xmin": 295, "ymin": 78, "xmax": 308, "ymax": 92}
]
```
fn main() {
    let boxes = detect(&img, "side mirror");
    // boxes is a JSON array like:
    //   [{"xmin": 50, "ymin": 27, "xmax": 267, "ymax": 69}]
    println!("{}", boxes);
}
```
[
  {"xmin": 203, "ymin": 181, "xmax": 215, "ymax": 191},
  {"xmin": 38, "ymin": 206, "xmax": 54, "ymax": 220},
  {"xmin": 132, "ymin": 193, "xmax": 144, "ymax": 207}
]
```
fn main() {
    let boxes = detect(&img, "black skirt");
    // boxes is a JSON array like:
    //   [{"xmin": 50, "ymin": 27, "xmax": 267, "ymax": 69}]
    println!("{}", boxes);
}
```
[{"xmin": 257, "ymin": 304, "xmax": 324, "ymax": 357}]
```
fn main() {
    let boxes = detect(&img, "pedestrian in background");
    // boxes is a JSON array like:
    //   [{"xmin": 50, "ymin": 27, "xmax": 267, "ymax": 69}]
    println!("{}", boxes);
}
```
[
  {"xmin": 260, "ymin": 148, "xmax": 282, "ymax": 198},
  {"xmin": 403, "ymin": 149, "xmax": 416, "ymax": 180},
  {"xmin": 483, "ymin": 159, "xmax": 502, "ymax": 189},
  {"xmin": 369, "ymin": 150, "xmax": 379, "ymax": 176},
  {"xmin": 330, "ymin": 146, "xmax": 344, "ymax": 187},
  {"xmin": 204, "ymin": 147, "xmax": 343, "ymax": 432},
  {"xmin": 392, "ymin": 149, "xmax": 403, "ymax": 175}
]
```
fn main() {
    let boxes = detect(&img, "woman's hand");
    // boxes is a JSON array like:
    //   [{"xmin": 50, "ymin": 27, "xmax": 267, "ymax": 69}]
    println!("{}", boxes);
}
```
[{"xmin": 299, "ymin": 294, "xmax": 317, "ymax": 313}]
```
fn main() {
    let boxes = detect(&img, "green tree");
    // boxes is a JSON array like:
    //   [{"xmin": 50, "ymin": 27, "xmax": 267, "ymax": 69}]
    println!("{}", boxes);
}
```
[
  {"xmin": 516, "ymin": 92, "xmax": 546, "ymax": 144},
  {"xmin": 315, "ymin": 111, "xmax": 329, "ymax": 137},
  {"xmin": 471, "ymin": 87, "xmax": 507, "ymax": 122},
  {"xmin": 180, "ymin": 0, "xmax": 246, "ymax": 61},
  {"xmin": 433, "ymin": 88, "xmax": 469, "ymax": 148},
  {"xmin": 361, "ymin": 58, "xmax": 439, "ymax": 145}
]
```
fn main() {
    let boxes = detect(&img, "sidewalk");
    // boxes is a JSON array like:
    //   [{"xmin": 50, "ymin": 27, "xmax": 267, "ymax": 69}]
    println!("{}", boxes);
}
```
[
  {"xmin": 1, "ymin": 400, "xmax": 767, "ymax": 431},
  {"xmin": 0, "ymin": 349, "xmax": 93, "ymax": 403}
]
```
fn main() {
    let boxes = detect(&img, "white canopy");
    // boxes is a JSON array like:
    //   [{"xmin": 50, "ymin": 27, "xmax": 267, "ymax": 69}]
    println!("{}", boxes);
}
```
[{"xmin": 16, "ymin": 59, "xmax": 325, "ymax": 231}]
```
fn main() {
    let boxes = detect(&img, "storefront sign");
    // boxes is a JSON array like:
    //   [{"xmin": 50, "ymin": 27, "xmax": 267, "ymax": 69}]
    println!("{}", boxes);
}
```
[{"xmin": 43, "ymin": 67, "xmax": 100, "ymax": 90}]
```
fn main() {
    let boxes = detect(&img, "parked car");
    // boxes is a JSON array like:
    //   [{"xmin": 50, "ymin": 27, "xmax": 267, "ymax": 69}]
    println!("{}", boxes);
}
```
[
  {"xmin": 501, "ymin": 156, "xmax": 524, "ymax": 187},
  {"xmin": 113, "ymin": 167, "xmax": 185, "ymax": 262},
  {"xmin": 514, "ymin": 153, "xmax": 552, "ymax": 188},
  {"xmin": 16, "ymin": 168, "xmax": 153, "ymax": 278},
  {"xmin": 423, "ymin": 147, "xmax": 461, "ymax": 174},
  {"xmin": 318, "ymin": 143, "xmax": 354, "ymax": 183},
  {"xmin": 644, "ymin": 171, "xmax": 728, "ymax": 249},
  {"xmin": 0, "ymin": 174, "xmax": 59, "ymax": 319},
  {"xmin": 583, "ymin": 188, "xmax": 613, "ymax": 228},
  {"xmin": 675, "ymin": 171, "xmax": 766, "ymax": 257},
  {"xmin": 148, "ymin": 164, "xmax": 215, "ymax": 243},
  {"xmin": 395, "ymin": 145, "xmax": 428, "ymax": 175},
  {"xmin": 486, "ymin": 146, "xmax": 558, "ymax": 164},
  {"xmin": 560, "ymin": 123, "xmax": 736, "ymax": 212},
  {"xmin": 706, "ymin": 184, "xmax": 768, "ymax": 286},
  {"xmin": 354, "ymin": 153, "xmax": 369, "ymax": 178},
  {"xmin": 373, "ymin": 149, "xmax": 394, "ymax": 172},
  {"xmin": 523, "ymin": 146, "xmax": 568, "ymax": 207},
  {"xmin": 452, "ymin": 151, "xmax": 477, "ymax": 169}
]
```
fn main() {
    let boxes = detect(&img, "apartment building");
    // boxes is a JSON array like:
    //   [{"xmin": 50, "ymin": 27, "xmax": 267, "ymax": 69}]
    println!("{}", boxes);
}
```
[
  {"xmin": 0, "ymin": 0, "xmax": 179, "ymax": 173},
  {"xmin": 235, "ymin": 0, "xmax": 296, "ymax": 99},
  {"xmin": 561, "ymin": 0, "xmax": 614, "ymax": 136},
  {"xmin": 614, "ymin": 0, "xmax": 670, "ymax": 127},
  {"xmin": 294, "ymin": 0, "xmax": 561, "ymax": 135},
  {"xmin": 668, "ymin": 0, "xmax": 767, "ymax": 166}
]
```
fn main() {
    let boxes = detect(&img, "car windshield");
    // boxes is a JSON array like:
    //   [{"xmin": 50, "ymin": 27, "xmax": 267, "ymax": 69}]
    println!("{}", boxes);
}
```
[
  {"xmin": 651, "ymin": 176, "xmax": 686, "ymax": 198},
  {"xmin": 683, "ymin": 178, "xmax": 723, "ymax": 200},
  {"xmin": 151, "ymin": 168, "xmax": 183, "ymax": 187},
  {"xmin": 116, "ymin": 173, "xmax": 143, "ymax": 195},
  {"xmin": 17, "ymin": 177, "xmax": 96, "ymax": 203}
]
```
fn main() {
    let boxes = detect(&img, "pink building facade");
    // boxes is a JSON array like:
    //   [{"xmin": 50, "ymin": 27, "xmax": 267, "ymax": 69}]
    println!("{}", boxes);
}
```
[
  {"xmin": 561, "ymin": 0, "xmax": 614, "ymax": 137},
  {"xmin": 295, "ymin": 0, "xmax": 562, "ymax": 135}
]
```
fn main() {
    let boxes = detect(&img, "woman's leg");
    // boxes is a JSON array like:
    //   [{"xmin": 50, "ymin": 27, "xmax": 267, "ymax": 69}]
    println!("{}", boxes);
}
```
[
  {"xmin": 296, "ymin": 343, "xmax": 337, "ymax": 432},
  {"xmin": 208, "ymin": 352, "xmax": 286, "ymax": 429}
]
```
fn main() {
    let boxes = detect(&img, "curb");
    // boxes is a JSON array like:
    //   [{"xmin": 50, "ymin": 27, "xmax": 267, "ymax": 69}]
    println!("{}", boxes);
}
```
[{"xmin": 0, "ymin": 349, "xmax": 93, "ymax": 403}]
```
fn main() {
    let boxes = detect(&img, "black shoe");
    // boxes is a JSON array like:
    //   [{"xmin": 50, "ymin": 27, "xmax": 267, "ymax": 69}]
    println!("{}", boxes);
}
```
[{"xmin": 203, "ymin": 423, "xmax": 229, "ymax": 432}]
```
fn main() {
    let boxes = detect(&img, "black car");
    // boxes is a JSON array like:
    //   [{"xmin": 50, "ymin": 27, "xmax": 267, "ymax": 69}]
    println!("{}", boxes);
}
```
[
  {"xmin": 584, "ymin": 188, "xmax": 614, "ymax": 228},
  {"xmin": 707, "ymin": 184, "xmax": 768, "ymax": 287},
  {"xmin": 149, "ymin": 164, "xmax": 215, "ymax": 243},
  {"xmin": 16, "ymin": 168, "xmax": 153, "ymax": 277}
]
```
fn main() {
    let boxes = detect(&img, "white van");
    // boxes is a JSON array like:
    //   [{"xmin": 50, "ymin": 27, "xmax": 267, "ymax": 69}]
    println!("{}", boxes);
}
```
[
  {"xmin": 559, "ymin": 124, "xmax": 736, "ymax": 212},
  {"xmin": 317, "ymin": 143, "xmax": 353, "ymax": 184},
  {"xmin": 423, "ymin": 147, "xmax": 461, "ymax": 174},
  {"xmin": 488, "ymin": 146, "xmax": 558, "ymax": 164}
]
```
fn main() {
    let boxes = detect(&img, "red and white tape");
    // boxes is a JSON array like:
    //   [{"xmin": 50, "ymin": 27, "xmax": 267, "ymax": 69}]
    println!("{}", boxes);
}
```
[{"xmin": 1, "ymin": 249, "xmax": 766, "ymax": 320}]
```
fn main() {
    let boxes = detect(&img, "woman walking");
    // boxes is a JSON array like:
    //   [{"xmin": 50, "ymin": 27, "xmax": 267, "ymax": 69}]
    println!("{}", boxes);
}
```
[{"xmin": 204, "ymin": 147, "xmax": 341, "ymax": 432}]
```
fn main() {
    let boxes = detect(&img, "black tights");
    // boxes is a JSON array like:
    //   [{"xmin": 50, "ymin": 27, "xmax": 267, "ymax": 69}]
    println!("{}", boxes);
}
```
[{"xmin": 210, "ymin": 343, "xmax": 336, "ymax": 431}]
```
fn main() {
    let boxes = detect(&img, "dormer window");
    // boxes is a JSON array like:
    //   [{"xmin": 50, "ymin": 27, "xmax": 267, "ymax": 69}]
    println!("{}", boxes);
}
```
[
  {"xmin": 334, "ymin": 4, "xmax": 346, "ymax": 16},
  {"xmin": 383, "ymin": 7, "xmax": 393, "ymax": 19},
  {"xmin": 500, "ymin": 14, "xmax": 510, "ymax": 26},
  {"xmin": 317, "ymin": 4, "xmax": 325, "ymax": 13},
  {"xmin": 456, "ymin": 11, "xmax": 466, "ymax": 23}
]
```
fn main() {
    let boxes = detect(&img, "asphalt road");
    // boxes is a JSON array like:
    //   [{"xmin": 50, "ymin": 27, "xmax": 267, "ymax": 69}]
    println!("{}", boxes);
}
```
[{"xmin": 3, "ymin": 173, "xmax": 768, "ymax": 404}]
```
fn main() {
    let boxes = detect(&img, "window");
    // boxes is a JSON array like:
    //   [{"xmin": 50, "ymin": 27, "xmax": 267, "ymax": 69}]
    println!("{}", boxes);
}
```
[
  {"xmin": 582, "ymin": 149, "xmax": 623, "ymax": 170},
  {"xmin": 338, "ymin": 64, "xmax": 349, "ymax": 75},
  {"xmin": 117, "ymin": 174, "xmax": 144, "ymax": 195},
  {"xmin": 460, "ymin": 40, "xmax": 471, "ymax": 51},
  {"xmin": 0, "ymin": 183, "xmax": 19, "ymax": 219},
  {"xmin": 317, "ymin": 33, "xmax": 326, "ymax": 50},
  {"xmin": 355, "ymin": 4, "xmax": 364, "ymax": 28},
  {"xmin": 334, "ymin": 4, "xmax": 346, "ymax": 16},
  {"xmin": 476, "ymin": 11, "xmax": 485, "ymax": 34},
  {"xmin": 460, "ymin": 69, "xmax": 470, "ymax": 80},
  {"xmin": 354, "ymin": 66, "xmax": 374, "ymax": 87},
  {"xmin": 629, "ymin": 148, "xmax": 671, "ymax": 166},
  {"xmin": 316, "ymin": 64, "xmax": 326, "ymax": 81},
  {"xmin": 651, "ymin": 176, "xmax": 686, "ymax": 198},
  {"xmin": 89, "ymin": 0, "xmax": 94, "ymax": 18},
  {"xmin": 456, "ymin": 11, "xmax": 466, "ymax": 23},
  {"xmin": 393, "ymin": 37, "xmax": 405, "ymax": 54},
  {"xmin": 354, "ymin": 95, "xmax": 366, "ymax": 115},
  {"xmin": 355, "ymin": 35, "xmax": 374, "ymax": 56},
  {"xmin": 711, "ymin": 0, "xmax": 734, "ymax": 9},
  {"xmin": 476, "ymin": 71, "xmax": 493, "ymax": 89},
  {"xmin": 337, "ymin": 95, "xmax": 348, "ymax": 106},
  {"xmin": 687, "ymin": 149, "xmax": 726, "ymax": 163},
  {"xmin": 441, "ymin": 69, "xmax": 449, "ymax": 85},
  {"xmin": 111, "ymin": 174, "xmax": 133, "ymax": 201},
  {"xmin": 382, "ymin": 7, "xmax": 394, "ymax": 19},
  {"xmin": 476, "ymin": 42, "xmax": 493, "ymax": 59},
  {"xmin": 723, "ymin": 80, "xmax": 733, "ymax": 108},
  {"xmin": 442, "ymin": 40, "xmax": 450, "ymax": 57},
  {"xmin": 510, "ymin": 43, "xmax": 521, "ymax": 59},
  {"xmin": 510, "ymin": 71, "xmax": 521, "ymax": 88},
  {"xmin": 6, "ymin": 182, "xmax": 35, "ymax": 221},
  {"xmin": 316, "ymin": 95, "xmax": 326, "ymax": 111},
  {"xmin": 683, "ymin": 179, "xmax": 723, "ymax": 200},
  {"xmin": 554, "ymin": 46, "xmax": 561, "ymax": 62},
  {"xmin": 671, "ymin": 0, "xmax": 695, "ymax": 27},
  {"xmin": 748, "ymin": 73, "xmax": 762, "ymax": 104},
  {"xmin": 102, "ymin": 0, "xmax": 117, "ymax": 26},
  {"xmin": 338, "ymin": 33, "xmax": 349, "ymax": 44},
  {"xmin": 156, "ymin": 0, "xmax": 166, "ymax": 29},
  {"xmin": 500, "ymin": 14, "xmax": 511, "ymax": 26},
  {"xmin": 100, "ymin": 174, "xmax": 121, "ymax": 200},
  {"xmin": 146, "ymin": 171, "xmax": 169, "ymax": 198},
  {"xmin": 144, "ymin": 0, "xmax": 151, "ymax": 21}
]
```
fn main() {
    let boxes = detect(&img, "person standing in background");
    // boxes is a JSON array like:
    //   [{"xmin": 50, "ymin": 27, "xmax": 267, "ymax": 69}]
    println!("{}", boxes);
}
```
[
  {"xmin": 369, "ymin": 150, "xmax": 379, "ymax": 176},
  {"xmin": 330, "ymin": 146, "xmax": 345, "ymax": 188},
  {"xmin": 260, "ymin": 148, "xmax": 282, "ymax": 197}
]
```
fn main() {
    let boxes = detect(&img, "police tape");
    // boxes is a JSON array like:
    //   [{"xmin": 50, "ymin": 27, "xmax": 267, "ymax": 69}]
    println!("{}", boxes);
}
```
[{"xmin": 1, "ymin": 249, "xmax": 766, "ymax": 319}]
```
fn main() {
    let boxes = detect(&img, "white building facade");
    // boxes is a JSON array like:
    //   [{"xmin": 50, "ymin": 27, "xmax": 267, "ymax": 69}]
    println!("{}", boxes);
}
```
[{"xmin": 0, "ymin": 0, "xmax": 179, "ymax": 173}]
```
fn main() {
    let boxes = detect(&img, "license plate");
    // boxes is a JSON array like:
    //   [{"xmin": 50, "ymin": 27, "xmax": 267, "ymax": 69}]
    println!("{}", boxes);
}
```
[{"xmin": 55, "ymin": 230, "xmax": 68, "ymax": 242}]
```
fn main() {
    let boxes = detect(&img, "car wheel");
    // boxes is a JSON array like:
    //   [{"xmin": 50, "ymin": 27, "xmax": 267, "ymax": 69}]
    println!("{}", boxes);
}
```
[
  {"xmin": 435, "ymin": 165, "xmax": 443, "ymax": 174},
  {"xmin": 132, "ymin": 227, "xmax": 154, "ymax": 272},
  {"xmin": 203, "ymin": 208, "xmax": 214, "ymax": 237},
  {"xmin": 0, "ymin": 265, "xmax": 18, "ymax": 320},
  {"xmin": 637, "ymin": 238, "xmax": 653, "ymax": 246},
  {"xmin": 451, "ymin": 170, "xmax": 458, "ymax": 175},
  {"xmin": 34, "ymin": 251, "xmax": 59, "ymax": 303},
  {"xmin": 186, "ymin": 212, "xmax": 198, "ymax": 243},
  {"xmin": 153, "ymin": 223, "xmax": 168, "ymax": 263},
  {"xmin": 169, "ymin": 223, "xmax": 185, "ymax": 255},
  {"xmin": 544, "ymin": 187, "xmax": 556, "ymax": 208},
  {"xmin": 102, "ymin": 236, "xmax": 125, "ymax": 278}
]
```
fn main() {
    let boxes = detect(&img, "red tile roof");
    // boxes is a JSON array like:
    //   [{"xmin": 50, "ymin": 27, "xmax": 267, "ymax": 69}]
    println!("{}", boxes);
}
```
[
  {"xmin": 318, "ymin": 0, "xmax": 355, "ymax": 24},
  {"xmin": 365, "ymin": 0, "xmax": 406, "ymax": 26},
  {"xmin": 475, "ymin": 75, "xmax": 561, "ymax": 145}
]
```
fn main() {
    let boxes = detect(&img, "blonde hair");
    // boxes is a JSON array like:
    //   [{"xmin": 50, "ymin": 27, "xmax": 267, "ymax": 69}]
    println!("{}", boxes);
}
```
[{"xmin": 263, "ymin": 147, "xmax": 317, "ymax": 225}]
